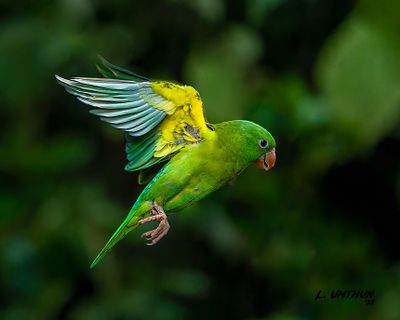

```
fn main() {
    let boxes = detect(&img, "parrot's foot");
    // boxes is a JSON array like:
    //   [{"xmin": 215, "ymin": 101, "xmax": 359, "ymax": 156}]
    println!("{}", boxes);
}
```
[{"xmin": 138, "ymin": 203, "xmax": 170, "ymax": 245}]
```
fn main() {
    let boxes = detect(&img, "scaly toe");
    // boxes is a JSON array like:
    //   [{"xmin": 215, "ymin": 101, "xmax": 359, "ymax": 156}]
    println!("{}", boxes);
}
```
[
  {"xmin": 141, "ymin": 230, "xmax": 154, "ymax": 240},
  {"xmin": 146, "ymin": 227, "xmax": 169, "ymax": 245},
  {"xmin": 138, "ymin": 214, "xmax": 163, "ymax": 225},
  {"xmin": 139, "ymin": 203, "xmax": 170, "ymax": 245}
]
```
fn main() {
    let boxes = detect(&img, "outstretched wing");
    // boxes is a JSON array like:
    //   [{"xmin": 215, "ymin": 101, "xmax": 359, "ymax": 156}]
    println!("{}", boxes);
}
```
[{"xmin": 56, "ymin": 60, "xmax": 211, "ymax": 171}]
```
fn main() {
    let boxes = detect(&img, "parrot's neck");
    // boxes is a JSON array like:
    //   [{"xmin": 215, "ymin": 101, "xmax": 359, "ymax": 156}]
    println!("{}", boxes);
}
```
[{"xmin": 213, "ymin": 123, "xmax": 254, "ymax": 172}]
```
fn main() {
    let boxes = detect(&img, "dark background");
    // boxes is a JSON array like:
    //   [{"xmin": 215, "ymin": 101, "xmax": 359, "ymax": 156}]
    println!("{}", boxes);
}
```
[{"xmin": 1, "ymin": 0, "xmax": 399, "ymax": 319}]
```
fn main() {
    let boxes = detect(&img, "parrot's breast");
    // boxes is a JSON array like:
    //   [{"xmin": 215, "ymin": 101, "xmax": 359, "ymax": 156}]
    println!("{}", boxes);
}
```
[{"xmin": 139, "ymin": 131, "xmax": 243, "ymax": 213}]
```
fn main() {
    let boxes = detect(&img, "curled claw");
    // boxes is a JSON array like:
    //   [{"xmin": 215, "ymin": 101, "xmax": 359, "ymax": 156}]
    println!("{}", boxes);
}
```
[{"xmin": 138, "ymin": 203, "xmax": 170, "ymax": 245}]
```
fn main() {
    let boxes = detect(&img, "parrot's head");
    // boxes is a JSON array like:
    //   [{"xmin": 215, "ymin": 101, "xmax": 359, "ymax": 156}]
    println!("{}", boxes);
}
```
[
  {"xmin": 216, "ymin": 120, "xmax": 276, "ymax": 172},
  {"xmin": 247, "ymin": 122, "xmax": 276, "ymax": 172}
]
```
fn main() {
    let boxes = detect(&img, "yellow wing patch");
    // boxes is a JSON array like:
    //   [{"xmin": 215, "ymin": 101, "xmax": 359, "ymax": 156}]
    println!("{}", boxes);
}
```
[
  {"xmin": 57, "ymin": 66, "xmax": 213, "ymax": 172},
  {"xmin": 150, "ymin": 81, "xmax": 209, "ymax": 158}
]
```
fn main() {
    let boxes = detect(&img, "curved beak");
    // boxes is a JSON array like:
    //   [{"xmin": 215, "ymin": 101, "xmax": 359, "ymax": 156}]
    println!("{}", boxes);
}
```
[{"xmin": 255, "ymin": 148, "xmax": 276, "ymax": 172}]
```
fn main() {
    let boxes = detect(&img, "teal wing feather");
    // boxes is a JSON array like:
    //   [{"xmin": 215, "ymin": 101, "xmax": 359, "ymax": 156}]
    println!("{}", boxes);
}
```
[
  {"xmin": 56, "ymin": 75, "xmax": 166, "ymax": 171},
  {"xmin": 56, "ymin": 58, "xmax": 208, "ymax": 174},
  {"xmin": 125, "ymin": 133, "xmax": 166, "ymax": 171},
  {"xmin": 55, "ymin": 76, "xmax": 165, "ymax": 137}
]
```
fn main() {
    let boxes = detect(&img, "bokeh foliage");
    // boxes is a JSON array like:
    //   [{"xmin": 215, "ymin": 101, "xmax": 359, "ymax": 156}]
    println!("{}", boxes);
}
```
[{"xmin": 0, "ymin": 0, "xmax": 399, "ymax": 319}]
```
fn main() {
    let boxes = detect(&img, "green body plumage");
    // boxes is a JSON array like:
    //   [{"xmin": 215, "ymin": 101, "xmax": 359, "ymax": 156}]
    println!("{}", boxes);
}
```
[
  {"xmin": 90, "ymin": 121, "xmax": 275, "ymax": 268},
  {"xmin": 56, "ymin": 58, "xmax": 276, "ymax": 268}
]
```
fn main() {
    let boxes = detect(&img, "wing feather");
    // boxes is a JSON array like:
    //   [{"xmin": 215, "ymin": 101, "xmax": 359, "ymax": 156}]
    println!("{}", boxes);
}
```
[
  {"xmin": 96, "ymin": 109, "xmax": 153, "ymax": 124},
  {"xmin": 127, "ymin": 112, "xmax": 166, "ymax": 136},
  {"xmin": 90, "ymin": 106, "xmax": 149, "ymax": 118},
  {"xmin": 56, "ymin": 59, "xmax": 212, "ymax": 173}
]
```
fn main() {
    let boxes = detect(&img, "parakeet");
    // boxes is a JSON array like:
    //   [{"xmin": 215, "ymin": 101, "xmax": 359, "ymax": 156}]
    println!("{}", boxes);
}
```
[{"xmin": 56, "ymin": 58, "xmax": 276, "ymax": 268}]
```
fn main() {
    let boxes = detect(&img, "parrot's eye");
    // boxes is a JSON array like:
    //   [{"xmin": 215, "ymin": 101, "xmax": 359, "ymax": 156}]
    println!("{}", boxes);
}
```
[{"xmin": 259, "ymin": 139, "xmax": 269, "ymax": 149}]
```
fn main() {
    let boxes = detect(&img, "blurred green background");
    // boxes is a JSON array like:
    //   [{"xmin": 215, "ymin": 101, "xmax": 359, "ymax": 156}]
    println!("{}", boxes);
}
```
[{"xmin": 1, "ymin": 0, "xmax": 399, "ymax": 319}]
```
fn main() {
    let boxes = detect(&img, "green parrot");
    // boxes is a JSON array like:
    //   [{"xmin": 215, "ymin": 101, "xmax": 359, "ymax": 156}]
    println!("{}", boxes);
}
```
[{"xmin": 56, "ymin": 58, "xmax": 276, "ymax": 268}]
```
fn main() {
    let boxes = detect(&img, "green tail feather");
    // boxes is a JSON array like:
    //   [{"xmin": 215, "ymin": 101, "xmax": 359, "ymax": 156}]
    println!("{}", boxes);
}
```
[{"xmin": 90, "ymin": 215, "xmax": 138, "ymax": 269}]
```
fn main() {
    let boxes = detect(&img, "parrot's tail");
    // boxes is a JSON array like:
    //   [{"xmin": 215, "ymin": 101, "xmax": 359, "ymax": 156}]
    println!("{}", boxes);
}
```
[
  {"xmin": 90, "ymin": 215, "xmax": 137, "ymax": 269},
  {"xmin": 90, "ymin": 202, "xmax": 150, "ymax": 268}
]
